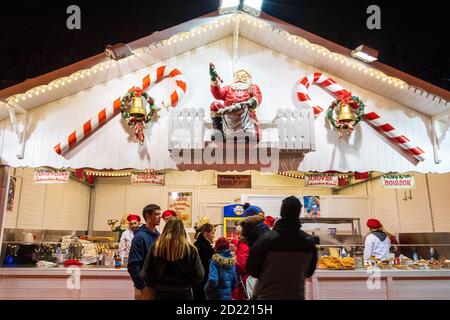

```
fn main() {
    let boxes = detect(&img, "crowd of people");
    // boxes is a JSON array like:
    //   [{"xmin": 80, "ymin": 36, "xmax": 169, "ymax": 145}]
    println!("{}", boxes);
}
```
[
  {"xmin": 123, "ymin": 196, "xmax": 319, "ymax": 300},
  {"xmin": 123, "ymin": 198, "xmax": 397, "ymax": 300}
]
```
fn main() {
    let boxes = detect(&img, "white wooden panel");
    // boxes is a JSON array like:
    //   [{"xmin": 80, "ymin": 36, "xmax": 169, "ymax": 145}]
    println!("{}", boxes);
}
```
[
  {"xmin": 16, "ymin": 169, "xmax": 46, "ymax": 229},
  {"xmin": 43, "ymin": 184, "xmax": 65, "ymax": 229},
  {"xmin": 426, "ymin": 173, "xmax": 450, "ymax": 232},
  {"xmin": 93, "ymin": 185, "xmax": 126, "ymax": 231},
  {"xmin": 317, "ymin": 278, "xmax": 387, "ymax": 300},
  {"xmin": 393, "ymin": 279, "xmax": 450, "ymax": 300},
  {"xmin": 331, "ymin": 196, "xmax": 370, "ymax": 234},
  {"xmin": 0, "ymin": 277, "xmax": 77, "ymax": 300},
  {"xmin": 369, "ymin": 178, "xmax": 400, "ymax": 234},
  {"xmin": 267, "ymin": 188, "xmax": 301, "ymax": 196},
  {"xmin": 80, "ymin": 278, "xmax": 134, "ymax": 300},
  {"xmin": 63, "ymin": 179, "xmax": 90, "ymax": 230},
  {"xmin": 197, "ymin": 187, "xmax": 231, "ymax": 203},
  {"xmin": 125, "ymin": 185, "xmax": 161, "ymax": 218},
  {"xmin": 197, "ymin": 204, "xmax": 224, "ymax": 237},
  {"xmin": 230, "ymin": 188, "xmax": 266, "ymax": 203},
  {"xmin": 396, "ymin": 173, "xmax": 433, "ymax": 233},
  {"xmin": 301, "ymin": 188, "xmax": 333, "ymax": 195}
]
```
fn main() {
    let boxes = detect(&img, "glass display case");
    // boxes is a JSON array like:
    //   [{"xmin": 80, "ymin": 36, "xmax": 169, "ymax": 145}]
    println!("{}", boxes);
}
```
[
  {"xmin": 315, "ymin": 244, "xmax": 450, "ymax": 271},
  {"xmin": 1, "ymin": 231, "xmax": 123, "ymax": 268}
]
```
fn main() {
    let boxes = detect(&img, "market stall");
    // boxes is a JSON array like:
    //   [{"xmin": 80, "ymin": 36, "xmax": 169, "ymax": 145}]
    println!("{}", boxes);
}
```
[{"xmin": 0, "ymin": 8, "xmax": 449, "ymax": 300}]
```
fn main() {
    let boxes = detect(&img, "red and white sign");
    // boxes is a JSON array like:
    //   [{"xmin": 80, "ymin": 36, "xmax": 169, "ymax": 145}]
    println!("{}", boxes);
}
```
[
  {"xmin": 305, "ymin": 175, "xmax": 339, "ymax": 188},
  {"xmin": 131, "ymin": 172, "xmax": 165, "ymax": 185},
  {"xmin": 34, "ymin": 170, "xmax": 69, "ymax": 184}
]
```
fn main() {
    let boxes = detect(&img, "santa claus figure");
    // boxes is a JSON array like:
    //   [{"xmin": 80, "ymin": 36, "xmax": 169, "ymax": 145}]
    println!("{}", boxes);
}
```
[{"xmin": 209, "ymin": 64, "xmax": 262, "ymax": 141}]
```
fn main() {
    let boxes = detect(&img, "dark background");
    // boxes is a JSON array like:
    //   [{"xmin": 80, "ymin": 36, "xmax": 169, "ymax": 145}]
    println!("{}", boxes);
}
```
[{"xmin": 0, "ymin": 0, "xmax": 448, "ymax": 90}]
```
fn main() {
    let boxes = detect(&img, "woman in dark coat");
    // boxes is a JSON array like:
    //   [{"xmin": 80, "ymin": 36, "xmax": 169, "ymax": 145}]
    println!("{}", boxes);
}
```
[
  {"xmin": 142, "ymin": 218, "xmax": 204, "ymax": 300},
  {"xmin": 193, "ymin": 223, "xmax": 216, "ymax": 300}
]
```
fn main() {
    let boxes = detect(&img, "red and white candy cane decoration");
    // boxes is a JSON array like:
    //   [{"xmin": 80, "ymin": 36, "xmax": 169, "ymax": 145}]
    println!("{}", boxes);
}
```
[
  {"xmin": 54, "ymin": 65, "xmax": 187, "ymax": 155},
  {"xmin": 364, "ymin": 112, "xmax": 425, "ymax": 161},
  {"xmin": 297, "ymin": 72, "xmax": 426, "ymax": 161},
  {"xmin": 297, "ymin": 73, "xmax": 350, "ymax": 115}
]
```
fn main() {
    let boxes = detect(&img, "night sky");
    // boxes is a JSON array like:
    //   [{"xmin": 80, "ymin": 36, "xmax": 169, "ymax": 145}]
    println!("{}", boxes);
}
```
[{"xmin": 0, "ymin": 0, "xmax": 448, "ymax": 91}]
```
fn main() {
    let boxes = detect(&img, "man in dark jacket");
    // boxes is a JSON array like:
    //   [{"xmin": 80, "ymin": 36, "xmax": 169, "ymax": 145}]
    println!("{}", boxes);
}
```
[
  {"xmin": 246, "ymin": 196, "xmax": 317, "ymax": 300},
  {"xmin": 127, "ymin": 204, "xmax": 161, "ymax": 300}
]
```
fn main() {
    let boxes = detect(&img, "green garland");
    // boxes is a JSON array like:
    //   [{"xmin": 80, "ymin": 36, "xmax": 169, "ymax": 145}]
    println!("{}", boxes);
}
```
[{"xmin": 327, "ymin": 95, "xmax": 365, "ymax": 129}]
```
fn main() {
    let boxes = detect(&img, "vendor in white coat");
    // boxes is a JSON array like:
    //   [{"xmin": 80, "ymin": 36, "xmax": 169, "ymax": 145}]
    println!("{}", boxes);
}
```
[
  {"xmin": 363, "ymin": 218, "xmax": 391, "ymax": 262},
  {"xmin": 119, "ymin": 214, "xmax": 141, "ymax": 259}
]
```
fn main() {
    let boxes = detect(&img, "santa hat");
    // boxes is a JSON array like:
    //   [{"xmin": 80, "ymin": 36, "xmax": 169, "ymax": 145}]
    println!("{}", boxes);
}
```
[
  {"xmin": 162, "ymin": 210, "xmax": 177, "ymax": 220},
  {"xmin": 214, "ymin": 237, "xmax": 230, "ymax": 252},
  {"xmin": 264, "ymin": 216, "xmax": 276, "ymax": 228},
  {"xmin": 367, "ymin": 218, "xmax": 382, "ymax": 229},
  {"xmin": 127, "ymin": 214, "xmax": 141, "ymax": 223}
]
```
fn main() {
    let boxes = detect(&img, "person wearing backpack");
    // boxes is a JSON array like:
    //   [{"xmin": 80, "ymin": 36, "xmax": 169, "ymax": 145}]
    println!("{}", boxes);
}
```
[{"xmin": 204, "ymin": 237, "xmax": 238, "ymax": 300}]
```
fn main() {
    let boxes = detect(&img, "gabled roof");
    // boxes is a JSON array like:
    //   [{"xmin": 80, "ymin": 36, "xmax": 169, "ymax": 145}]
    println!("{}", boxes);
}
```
[{"xmin": 1, "ymin": 11, "xmax": 448, "ymax": 120}]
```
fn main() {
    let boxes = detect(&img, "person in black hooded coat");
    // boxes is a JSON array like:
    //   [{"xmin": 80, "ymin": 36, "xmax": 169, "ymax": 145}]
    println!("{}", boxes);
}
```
[
  {"xmin": 246, "ymin": 196, "xmax": 318, "ymax": 300},
  {"xmin": 193, "ymin": 223, "xmax": 216, "ymax": 300}
]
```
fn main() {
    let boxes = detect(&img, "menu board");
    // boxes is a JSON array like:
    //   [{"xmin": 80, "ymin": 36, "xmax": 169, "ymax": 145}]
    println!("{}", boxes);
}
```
[{"xmin": 168, "ymin": 192, "xmax": 193, "ymax": 228}]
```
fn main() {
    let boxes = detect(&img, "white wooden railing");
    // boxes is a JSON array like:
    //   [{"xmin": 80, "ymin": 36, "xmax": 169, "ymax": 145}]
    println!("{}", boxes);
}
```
[{"xmin": 168, "ymin": 107, "xmax": 315, "ymax": 153}]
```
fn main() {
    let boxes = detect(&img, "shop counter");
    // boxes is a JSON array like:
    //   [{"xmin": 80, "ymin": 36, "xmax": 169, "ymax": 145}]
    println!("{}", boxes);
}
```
[
  {"xmin": 0, "ymin": 266, "xmax": 134, "ymax": 300},
  {"xmin": 305, "ymin": 269, "xmax": 450, "ymax": 300},
  {"xmin": 1, "ymin": 267, "xmax": 450, "ymax": 300}
]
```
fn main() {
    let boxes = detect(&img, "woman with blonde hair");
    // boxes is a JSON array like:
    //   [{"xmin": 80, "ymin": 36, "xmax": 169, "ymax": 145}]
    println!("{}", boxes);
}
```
[{"xmin": 142, "ymin": 217, "xmax": 204, "ymax": 300}]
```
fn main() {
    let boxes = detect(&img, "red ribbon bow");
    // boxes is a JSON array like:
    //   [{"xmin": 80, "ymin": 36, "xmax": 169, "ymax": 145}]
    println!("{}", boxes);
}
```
[
  {"xmin": 337, "ymin": 92, "xmax": 353, "ymax": 104},
  {"xmin": 130, "ymin": 86, "xmax": 144, "ymax": 97}
]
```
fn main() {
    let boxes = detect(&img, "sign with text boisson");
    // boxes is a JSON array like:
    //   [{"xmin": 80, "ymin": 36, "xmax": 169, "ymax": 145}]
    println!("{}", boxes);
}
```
[
  {"xmin": 34, "ymin": 169, "xmax": 69, "ymax": 184},
  {"xmin": 381, "ymin": 175, "xmax": 415, "ymax": 189},
  {"xmin": 305, "ymin": 175, "xmax": 339, "ymax": 188}
]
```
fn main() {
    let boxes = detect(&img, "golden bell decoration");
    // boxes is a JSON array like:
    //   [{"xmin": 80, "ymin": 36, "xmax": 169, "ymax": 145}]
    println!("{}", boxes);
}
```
[
  {"xmin": 129, "ymin": 96, "xmax": 146, "ymax": 119},
  {"xmin": 338, "ymin": 102, "xmax": 355, "ymax": 122}
]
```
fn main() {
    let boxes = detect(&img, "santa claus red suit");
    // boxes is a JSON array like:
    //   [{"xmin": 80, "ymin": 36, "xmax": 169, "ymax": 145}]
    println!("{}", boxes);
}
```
[{"xmin": 209, "ymin": 68, "xmax": 262, "ymax": 141}]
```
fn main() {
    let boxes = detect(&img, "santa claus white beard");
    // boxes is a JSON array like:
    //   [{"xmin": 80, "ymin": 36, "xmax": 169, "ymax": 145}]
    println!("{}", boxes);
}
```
[{"xmin": 230, "ymin": 81, "xmax": 251, "ymax": 91}]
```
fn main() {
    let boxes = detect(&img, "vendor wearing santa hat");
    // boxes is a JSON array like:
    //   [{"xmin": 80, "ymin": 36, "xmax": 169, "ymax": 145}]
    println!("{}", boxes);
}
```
[
  {"xmin": 161, "ymin": 210, "xmax": 178, "ymax": 223},
  {"xmin": 363, "ymin": 218, "xmax": 391, "ymax": 262},
  {"xmin": 119, "ymin": 214, "xmax": 141, "ymax": 259}
]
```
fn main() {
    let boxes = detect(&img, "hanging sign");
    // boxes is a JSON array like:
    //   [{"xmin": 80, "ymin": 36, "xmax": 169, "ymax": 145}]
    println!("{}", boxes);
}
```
[
  {"xmin": 6, "ymin": 176, "xmax": 17, "ymax": 212},
  {"xmin": 217, "ymin": 175, "xmax": 251, "ymax": 188},
  {"xmin": 381, "ymin": 175, "xmax": 415, "ymax": 189},
  {"xmin": 34, "ymin": 169, "xmax": 69, "ymax": 184},
  {"xmin": 305, "ymin": 175, "xmax": 339, "ymax": 188},
  {"xmin": 168, "ymin": 192, "xmax": 193, "ymax": 228},
  {"xmin": 131, "ymin": 172, "xmax": 165, "ymax": 185}
]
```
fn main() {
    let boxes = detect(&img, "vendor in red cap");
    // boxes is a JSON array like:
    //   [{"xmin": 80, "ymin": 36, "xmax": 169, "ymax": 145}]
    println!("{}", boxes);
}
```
[
  {"xmin": 363, "ymin": 218, "xmax": 391, "ymax": 263},
  {"xmin": 162, "ymin": 210, "xmax": 178, "ymax": 223},
  {"xmin": 119, "ymin": 214, "xmax": 141, "ymax": 259}
]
